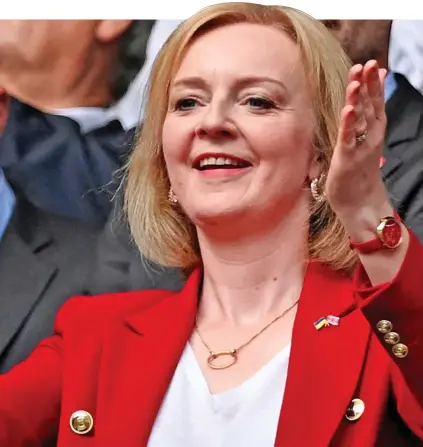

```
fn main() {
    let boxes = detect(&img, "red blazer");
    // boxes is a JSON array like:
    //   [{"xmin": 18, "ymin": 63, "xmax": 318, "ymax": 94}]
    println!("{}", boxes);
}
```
[{"xmin": 1, "ymin": 232, "xmax": 422, "ymax": 447}]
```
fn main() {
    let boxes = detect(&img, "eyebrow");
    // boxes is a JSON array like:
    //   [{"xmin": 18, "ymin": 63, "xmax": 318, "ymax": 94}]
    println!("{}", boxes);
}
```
[{"xmin": 171, "ymin": 75, "xmax": 288, "ymax": 92}]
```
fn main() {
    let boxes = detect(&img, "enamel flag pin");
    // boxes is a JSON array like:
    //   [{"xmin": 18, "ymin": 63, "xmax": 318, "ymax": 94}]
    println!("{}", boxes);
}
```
[
  {"xmin": 380, "ymin": 156, "xmax": 386, "ymax": 168},
  {"xmin": 327, "ymin": 315, "xmax": 340, "ymax": 326}
]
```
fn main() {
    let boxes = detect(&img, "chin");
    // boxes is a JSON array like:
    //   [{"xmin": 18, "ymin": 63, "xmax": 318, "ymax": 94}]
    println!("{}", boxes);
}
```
[{"xmin": 189, "ymin": 203, "xmax": 247, "ymax": 227}]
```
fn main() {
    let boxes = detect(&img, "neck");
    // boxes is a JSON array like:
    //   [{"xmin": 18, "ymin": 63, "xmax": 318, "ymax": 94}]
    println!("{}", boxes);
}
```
[
  {"xmin": 378, "ymin": 50, "xmax": 389, "ymax": 71},
  {"xmin": 0, "ymin": 51, "xmax": 114, "ymax": 111},
  {"xmin": 197, "ymin": 201, "xmax": 310, "ymax": 325},
  {"xmin": 378, "ymin": 22, "xmax": 392, "ymax": 70}
]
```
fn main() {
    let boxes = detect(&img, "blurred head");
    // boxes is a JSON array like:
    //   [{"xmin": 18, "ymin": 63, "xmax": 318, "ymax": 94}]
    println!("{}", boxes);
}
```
[
  {"xmin": 322, "ymin": 20, "xmax": 392, "ymax": 67},
  {"xmin": 0, "ymin": 20, "xmax": 153, "ymax": 103},
  {"xmin": 125, "ymin": 2, "xmax": 357, "ymax": 273}
]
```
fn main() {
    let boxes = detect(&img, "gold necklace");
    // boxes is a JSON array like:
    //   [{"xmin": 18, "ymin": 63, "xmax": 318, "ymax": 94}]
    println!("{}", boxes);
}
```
[{"xmin": 194, "ymin": 298, "xmax": 299, "ymax": 370}]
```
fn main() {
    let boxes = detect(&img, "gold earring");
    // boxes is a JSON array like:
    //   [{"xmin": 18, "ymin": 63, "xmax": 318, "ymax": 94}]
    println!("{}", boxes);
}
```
[
  {"xmin": 310, "ymin": 177, "xmax": 324, "ymax": 202},
  {"xmin": 168, "ymin": 187, "xmax": 178, "ymax": 204}
]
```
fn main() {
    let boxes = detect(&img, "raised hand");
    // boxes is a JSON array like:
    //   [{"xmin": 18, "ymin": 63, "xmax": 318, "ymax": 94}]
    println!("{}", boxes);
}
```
[{"xmin": 324, "ymin": 60, "xmax": 395, "ymax": 242}]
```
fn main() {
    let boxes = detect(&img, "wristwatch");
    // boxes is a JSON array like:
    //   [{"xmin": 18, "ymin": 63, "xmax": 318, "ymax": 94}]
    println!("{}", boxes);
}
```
[{"xmin": 349, "ymin": 213, "xmax": 403, "ymax": 254}]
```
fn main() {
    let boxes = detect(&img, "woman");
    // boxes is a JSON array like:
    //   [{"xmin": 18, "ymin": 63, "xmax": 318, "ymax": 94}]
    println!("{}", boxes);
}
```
[{"xmin": 1, "ymin": 3, "xmax": 422, "ymax": 446}]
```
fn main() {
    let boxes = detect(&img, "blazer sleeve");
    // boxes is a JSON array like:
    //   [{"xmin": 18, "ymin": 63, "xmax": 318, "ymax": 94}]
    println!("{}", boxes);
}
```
[
  {"xmin": 355, "ymin": 229, "xmax": 423, "ymax": 434},
  {"xmin": 0, "ymin": 308, "xmax": 66, "ymax": 446}
]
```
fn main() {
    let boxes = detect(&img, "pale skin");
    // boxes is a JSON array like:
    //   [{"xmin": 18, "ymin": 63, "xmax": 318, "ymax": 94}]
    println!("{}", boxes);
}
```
[
  {"xmin": 162, "ymin": 23, "xmax": 408, "ymax": 394},
  {"xmin": 0, "ymin": 20, "xmax": 132, "ymax": 111}
]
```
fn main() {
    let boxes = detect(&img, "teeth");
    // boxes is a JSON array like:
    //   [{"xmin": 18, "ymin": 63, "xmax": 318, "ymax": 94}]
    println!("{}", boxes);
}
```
[{"xmin": 199, "ymin": 156, "xmax": 242, "ymax": 168}]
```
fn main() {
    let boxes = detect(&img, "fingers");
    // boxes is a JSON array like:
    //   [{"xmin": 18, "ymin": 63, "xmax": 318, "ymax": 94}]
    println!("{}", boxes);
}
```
[
  {"xmin": 348, "ymin": 64, "xmax": 363, "ymax": 83},
  {"xmin": 337, "ymin": 104, "xmax": 357, "ymax": 149},
  {"xmin": 344, "ymin": 77, "xmax": 368, "ymax": 141},
  {"xmin": 363, "ymin": 61, "xmax": 386, "ymax": 121},
  {"xmin": 342, "ymin": 60, "xmax": 387, "ymax": 149}
]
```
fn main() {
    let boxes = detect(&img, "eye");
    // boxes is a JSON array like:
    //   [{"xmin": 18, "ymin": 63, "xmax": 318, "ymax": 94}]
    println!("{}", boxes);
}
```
[
  {"xmin": 174, "ymin": 97, "xmax": 199, "ymax": 111},
  {"xmin": 246, "ymin": 96, "xmax": 276, "ymax": 110}
]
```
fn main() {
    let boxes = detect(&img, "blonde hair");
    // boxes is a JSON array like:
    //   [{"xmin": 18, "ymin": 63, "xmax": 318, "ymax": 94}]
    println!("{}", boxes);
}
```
[{"xmin": 124, "ymin": 2, "xmax": 357, "ymax": 274}]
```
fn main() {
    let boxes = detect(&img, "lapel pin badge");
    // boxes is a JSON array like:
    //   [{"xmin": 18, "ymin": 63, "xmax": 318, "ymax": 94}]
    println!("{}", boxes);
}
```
[
  {"xmin": 314, "ymin": 315, "xmax": 340, "ymax": 331},
  {"xmin": 327, "ymin": 315, "xmax": 340, "ymax": 326},
  {"xmin": 314, "ymin": 316, "xmax": 329, "ymax": 331}
]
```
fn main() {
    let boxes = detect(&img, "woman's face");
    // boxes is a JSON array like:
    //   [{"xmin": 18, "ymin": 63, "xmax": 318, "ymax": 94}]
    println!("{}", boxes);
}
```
[{"xmin": 162, "ymin": 22, "xmax": 320, "ymax": 228}]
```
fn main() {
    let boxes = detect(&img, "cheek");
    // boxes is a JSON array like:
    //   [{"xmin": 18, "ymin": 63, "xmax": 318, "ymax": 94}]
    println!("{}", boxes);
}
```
[
  {"xmin": 162, "ymin": 117, "xmax": 193, "ymax": 164},
  {"xmin": 252, "ymin": 116, "xmax": 314, "ymax": 163},
  {"xmin": 162, "ymin": 118, "xmax": 193, "ymax": 189},
  {"xmin": 251, "ymin": 118, "xmax": 314, "ymax": 193}
]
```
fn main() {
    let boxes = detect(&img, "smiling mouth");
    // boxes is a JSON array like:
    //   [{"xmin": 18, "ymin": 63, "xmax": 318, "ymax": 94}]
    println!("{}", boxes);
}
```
[{"xmin": 194, "ymin": 156, "xmax": 252, "ymax": 171}]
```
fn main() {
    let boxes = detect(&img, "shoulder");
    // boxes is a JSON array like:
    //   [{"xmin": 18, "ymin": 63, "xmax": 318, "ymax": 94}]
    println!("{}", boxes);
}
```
[
  {"xmin": 54, "ymin": 288, "xmax": 176, "ymax": 332},
  {"xmin": 13, "ymin": 194, "xmax": 99, "ymax": 241},
  {"xmin": 37, "ymin": 209, "xmax": 99, "ymax": 241}
]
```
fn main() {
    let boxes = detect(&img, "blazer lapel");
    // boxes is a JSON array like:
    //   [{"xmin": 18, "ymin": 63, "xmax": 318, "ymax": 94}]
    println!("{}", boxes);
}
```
[
  {"xmin": 96, "ymin": 269, "xmax": 201, "ymax": 446},
  {"xmin": 275, "ymin": 262, "xmax": 371, "ymax": 446},
  {"xmin": 0, "ymin": 210, "xmax": 56, "ymax": 363}
]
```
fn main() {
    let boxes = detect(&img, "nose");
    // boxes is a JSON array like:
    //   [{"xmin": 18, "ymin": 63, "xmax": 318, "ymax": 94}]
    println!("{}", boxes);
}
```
[{"xmin": 195, "ymin": 101, "xmax": 237, "ymax": 140}]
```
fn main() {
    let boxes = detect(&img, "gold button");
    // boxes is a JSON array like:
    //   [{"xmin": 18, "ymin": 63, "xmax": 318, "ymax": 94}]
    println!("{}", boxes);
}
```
[
  {"xmin": 392, "ymin": 343, "xmax": 408, "ymax": 359},
  {"xmin": 384, "ymin": 332, "xmax": 400, "ymax": 345},
  {"xmin": 345, "ymin": 398, "xmax": 365, "ymax": 421},
  {"xmin": 69, "ymin": 410, "xmax": 94, "ymax": 435},
  {"xmin": 376, "ymin": 320, "xmax": 393, "ymax": 334}
]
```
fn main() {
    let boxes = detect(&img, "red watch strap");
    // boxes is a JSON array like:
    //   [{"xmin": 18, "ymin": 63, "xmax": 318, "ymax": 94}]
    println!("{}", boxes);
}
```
[{"xmin": 349, "ymin": 237, "xmax": 383, "ymax": 254}]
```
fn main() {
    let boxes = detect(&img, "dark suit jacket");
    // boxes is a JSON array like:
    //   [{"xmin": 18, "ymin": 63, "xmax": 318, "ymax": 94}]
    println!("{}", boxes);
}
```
[
  {"xmin": 0, "ymin": 195, "xmax": 99, "ymax": 373},
  {"xmin": 0, "ymin": 231, "xmax": 422, "ymax": 446},
  {"xmin": 0, "ymin": 99, "xmax": 136, "ymax": 227},
  {"xmin": 383, "ymin": 73, "xmax": 423, "ymax": 242},
  {"xmin": 91, "ymin": 194, "xmax": 184, "ymax": 294}
]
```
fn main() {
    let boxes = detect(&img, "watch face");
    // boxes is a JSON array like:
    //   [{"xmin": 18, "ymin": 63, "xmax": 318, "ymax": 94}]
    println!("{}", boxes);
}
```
[{"xmin": 379, "ymin": 218, "xmax": 402, "ymax": 249}]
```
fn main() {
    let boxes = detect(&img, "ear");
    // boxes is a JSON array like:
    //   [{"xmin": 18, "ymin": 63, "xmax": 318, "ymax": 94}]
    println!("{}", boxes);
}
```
[{"xmin": 95, "ymin": 20, "xmax": 133, "ymax": 43}]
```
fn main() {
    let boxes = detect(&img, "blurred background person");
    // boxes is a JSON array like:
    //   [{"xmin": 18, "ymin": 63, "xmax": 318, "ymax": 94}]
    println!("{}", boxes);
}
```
[
  {"xmin": 0, "ymin": 20, "xmax": 153, "ymax": 226},
  {"xmin": 0, "ymin": 20, "xmax": 153, "ymax": 374},
  {"xmin": 0, "ymin": 96, "xmax": 99, "ymax": 373},
  {"xmin": 323, "ymin": 20, "xmax": 423, "ymax": 243},
  {"xmin": 390, "ymin": 20, "xmax": 423, "ymax": 95},
  {"xmin": 93, "ymin": 190, "xmax": 184, "ymax": 293},
  {"xmin": 0, "ymin": 170, "xmax": 99, "ymax": 373},
  {"xmin": 93, "ymin": 21, "xmax": 185, "ymax": 293}
]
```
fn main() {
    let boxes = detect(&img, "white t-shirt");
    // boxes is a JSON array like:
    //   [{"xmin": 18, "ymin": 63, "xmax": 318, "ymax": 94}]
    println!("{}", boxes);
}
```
[{"xmin": 148, "ymin": 342, "xmax": 291, "ymax": 447}]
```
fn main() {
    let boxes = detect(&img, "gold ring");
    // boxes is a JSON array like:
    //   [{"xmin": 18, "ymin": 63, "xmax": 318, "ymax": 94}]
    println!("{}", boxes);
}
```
[{"xmin": 355, "ymin": 132, "xmax": 367, "ymax": 144}]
